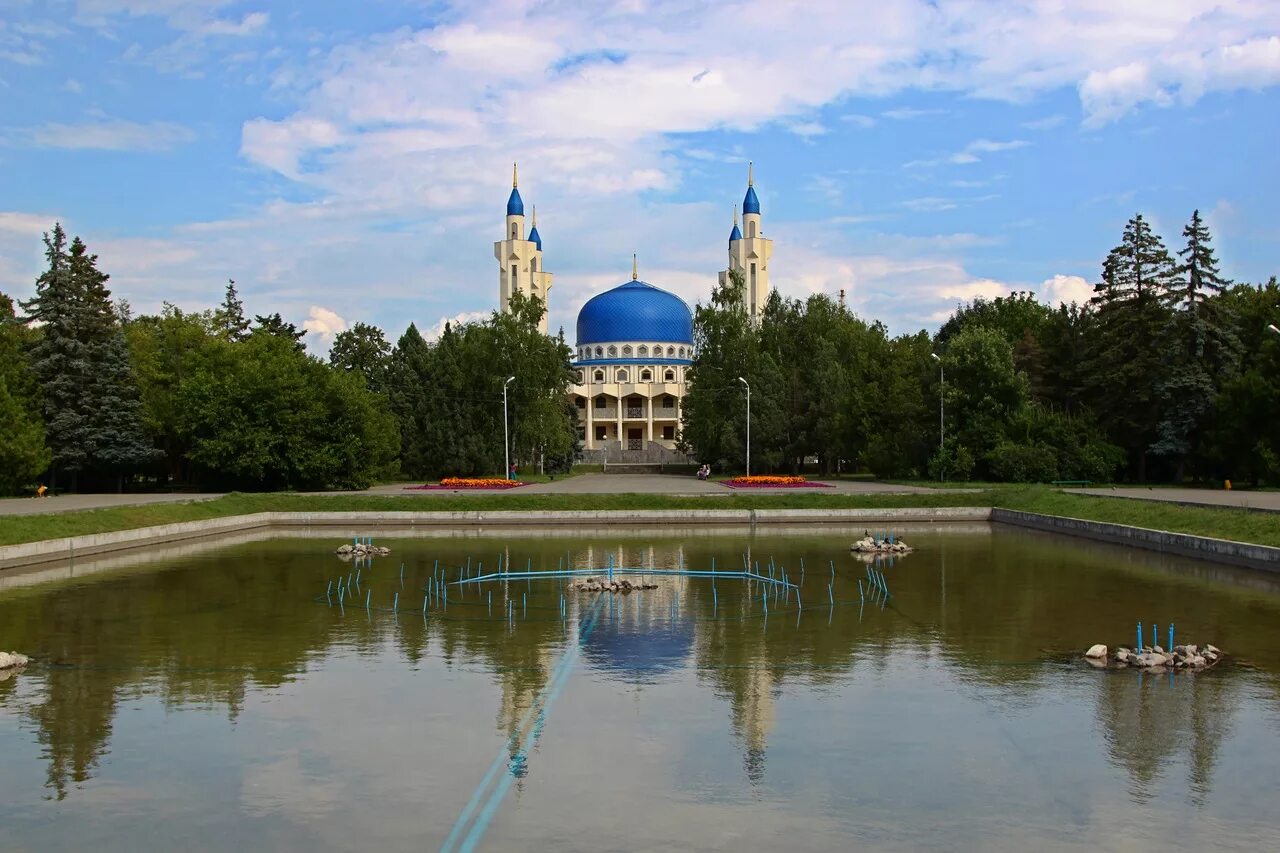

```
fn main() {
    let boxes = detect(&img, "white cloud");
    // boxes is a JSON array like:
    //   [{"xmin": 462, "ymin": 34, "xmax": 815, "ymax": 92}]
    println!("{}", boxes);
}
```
[
  {"xmin": 23, "ymin": 118, "xmax": 195, "ymax": 151},
  {"xmin": 301, "ymin": 306, "xmax": 347, "ymax": 346},
  {"xmin": 1039, "ymin": 274, "xmax": 1093, "ymax": 306},
  {"xmin": 0, "ymin": 212, "xmax": 57, "ymax": 236},
  {"xmin": 423, "ymin": 310, "xmax": 490, "ymax": 342}
]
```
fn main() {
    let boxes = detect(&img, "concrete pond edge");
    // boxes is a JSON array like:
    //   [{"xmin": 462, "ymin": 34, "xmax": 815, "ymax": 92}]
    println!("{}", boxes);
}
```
[{"xmin": 1, "ymin": 506, "xmax": 1277, "ymax": 574}]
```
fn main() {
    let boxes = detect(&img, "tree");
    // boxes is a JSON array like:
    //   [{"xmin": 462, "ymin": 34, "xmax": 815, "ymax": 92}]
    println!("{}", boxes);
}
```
[
  {"xmin": 253, "ymin": 312, "xmax": 305, "ymax": 351},
  {"xmin": 330, "ymin": 322, "xmax": 392, "ymax": 393},
  {"xmin": 0, "ymin": 292, "xmax": 50, "ymax": 493},
  {"xmin": 1084, "ymin": 214, "xmax": 1177, "ymax": 481},
  {"xmin": 177, "ymin": 332, "xmax": 398, "ymax": 489},
  {"xmin": 213, "ymin": 279, "xmax": 250, "ymax": 342},
  {"xmin": 1150, "ymin": 211, "xmax": 1240, "ymax": 478},
  {"xmin": 20, "ymin": 227, "xmax": 157, "ymax": 489}
]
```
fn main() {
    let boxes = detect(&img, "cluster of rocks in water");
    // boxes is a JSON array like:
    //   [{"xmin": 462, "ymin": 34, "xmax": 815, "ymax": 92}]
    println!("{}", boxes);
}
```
[
  {"xmin": 850, "ymin": 536, "xmax": 913, "ymax": 554},
  {"xmin": 1084, "ymin": 643, "xmax": 1224, "ymax": 670},
  {"xmin": 335, "ymin": 542, "xmax": 391, "ymax": 559},
  {"xmin": 0, "ymin": 651, "xmax": 30, "ymax": 673},
  {"xmin": 572, "ymin": 577, "xmax": 659, "ymax": 594}
]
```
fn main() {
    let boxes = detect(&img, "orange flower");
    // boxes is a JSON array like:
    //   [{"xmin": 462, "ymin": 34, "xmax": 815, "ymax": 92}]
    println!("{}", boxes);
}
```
[
  {"xmin": 725, "ymin": 475, "xmax": 807, "ymax": 486},
  {"xmin": 439, "ymin": 477, "xmax": 523, "ymax": 489}
]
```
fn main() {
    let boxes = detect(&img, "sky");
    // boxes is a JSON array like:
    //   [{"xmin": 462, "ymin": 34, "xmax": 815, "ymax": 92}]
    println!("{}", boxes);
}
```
[{"xmin": 1, "ymin": 0, "xmax": 1278, "ymax": 353}]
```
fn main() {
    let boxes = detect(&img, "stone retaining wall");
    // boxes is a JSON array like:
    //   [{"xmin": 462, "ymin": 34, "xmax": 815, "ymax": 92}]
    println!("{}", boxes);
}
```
[{"xmin": 992, "ymin": 508, "xmax": 1280, "ymax": 573}]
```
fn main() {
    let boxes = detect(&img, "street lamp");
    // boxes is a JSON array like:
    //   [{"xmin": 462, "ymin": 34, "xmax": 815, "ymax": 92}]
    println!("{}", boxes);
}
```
[
  {"xmin": 737, "ymin": 376, "xmax": 750, "ymax": 477},
  {"xmin": 1268, "ymin": 324, "xmax": 1280, "ymax": 336},
  {"xmin": 930, "ymin": 353, "xmax": 944, "ymax": 451},
  {"xmin": 503, "ymin": 376, "xmax": 515, "ymax": 479}
]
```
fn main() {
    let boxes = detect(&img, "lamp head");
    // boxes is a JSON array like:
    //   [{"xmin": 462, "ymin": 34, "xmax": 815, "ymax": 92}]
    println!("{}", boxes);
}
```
[
  {"xmin": 1268, "ymin": 324, "xmax": 1280, "ymax": 335},
  {"xmin": 930, "ymin": 353, "xmax": 941, "ymax": 362},
  {"xmin": 737, "ymin": 376, "xmax": 748, "ymax": 386},
  {"xmin": 505, "ymin": 375, "xmax": 516, "ymax": 385}
]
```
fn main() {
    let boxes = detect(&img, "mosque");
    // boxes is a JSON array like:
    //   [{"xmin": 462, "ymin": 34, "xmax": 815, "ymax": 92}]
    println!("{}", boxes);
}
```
[{"xmin": 495, "ymin": 164, "xmax": 774, "ymax": 457}]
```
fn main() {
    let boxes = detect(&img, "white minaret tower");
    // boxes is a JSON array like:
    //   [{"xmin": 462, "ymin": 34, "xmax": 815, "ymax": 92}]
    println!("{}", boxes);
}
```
[
  {"xmin": 718, "ymin": 161, "xmax": 773, "ymax": 325},
  {"xmin": 494, "ymin": 162, "xmax": 552, "ymax": 334}
]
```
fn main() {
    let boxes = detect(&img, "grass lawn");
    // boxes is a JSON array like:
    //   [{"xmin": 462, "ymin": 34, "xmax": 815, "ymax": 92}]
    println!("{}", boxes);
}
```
[{"xmin": 1, "ymin": 486, "xmax": 1277, "ymax": 549}]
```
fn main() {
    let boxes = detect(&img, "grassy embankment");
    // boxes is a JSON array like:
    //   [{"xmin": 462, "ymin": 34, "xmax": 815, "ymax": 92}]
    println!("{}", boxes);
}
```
[{"xmin": 1, "ymin": 486, "xmax": 1278, "ymax": 548}]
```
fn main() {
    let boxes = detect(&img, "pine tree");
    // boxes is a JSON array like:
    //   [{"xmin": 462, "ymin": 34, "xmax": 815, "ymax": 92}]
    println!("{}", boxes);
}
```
[
  {"xmin": 21, "ymin": 227, "xmax": 156, "ymax": 489},
  {"xmin": 1151, "ymin": 211, "xmax": 1241, "ymax": 477},
  {"xmin": 253, "ymin": 312, "xmax": 305, "ymax": 351},
  {"xmin": 21, "ymin": 225, "xmax": 92, "ymax": 485},
  {"xmin": 214, "ymin": 279, "xmax": 250, "ymax": 342},
  {"xmin": 1084, "ymin": 214, "xmax": 1176, "ymax": 481}
]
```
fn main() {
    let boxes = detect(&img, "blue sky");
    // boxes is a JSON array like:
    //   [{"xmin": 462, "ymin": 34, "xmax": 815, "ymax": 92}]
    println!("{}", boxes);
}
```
[{"xmin": 2, "ymin": 1, "xmax": 1278, "ymax": 351}]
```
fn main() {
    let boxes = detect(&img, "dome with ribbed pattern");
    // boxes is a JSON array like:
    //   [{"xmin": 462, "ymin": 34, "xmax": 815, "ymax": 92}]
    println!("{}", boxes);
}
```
[{"xmin": 576, "ymin": 280, "xmax": 693, "ymax": 346}]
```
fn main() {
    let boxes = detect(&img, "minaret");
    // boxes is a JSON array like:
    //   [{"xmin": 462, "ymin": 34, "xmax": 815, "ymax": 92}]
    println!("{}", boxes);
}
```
[
  {"xmin": 494, "ymin": 162, "xmax": 552, "ymax": 334},
  {"xmin": 719, "ymin": 161, "xmax": 773, "ymax": 325}
]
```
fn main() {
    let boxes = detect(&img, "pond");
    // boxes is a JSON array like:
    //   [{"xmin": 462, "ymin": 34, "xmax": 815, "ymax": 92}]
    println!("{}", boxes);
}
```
[{"xmin": 2, "ymin": 524, "xmax": 1280, "ymax": 851}]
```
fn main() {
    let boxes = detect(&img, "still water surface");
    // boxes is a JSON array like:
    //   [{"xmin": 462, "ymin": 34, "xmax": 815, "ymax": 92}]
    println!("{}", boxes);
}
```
[{"xmin": 2, "ymin": 524, "xmax": 1280, "ymax": 851}]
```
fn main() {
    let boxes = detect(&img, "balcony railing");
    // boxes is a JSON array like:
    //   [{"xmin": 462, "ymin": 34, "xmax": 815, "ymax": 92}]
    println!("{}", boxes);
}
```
[
  {"xmin": 627, "ymin": 438, "xmax": 644, "ymax": 450},
  {"xmin": 625, "ymin": 406, "xmax": 644, "ymax": 418}
]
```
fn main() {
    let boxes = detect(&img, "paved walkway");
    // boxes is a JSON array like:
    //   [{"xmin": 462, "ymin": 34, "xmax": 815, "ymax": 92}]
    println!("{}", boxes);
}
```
[
  {"xmin": 1069, "ymin": 487, "xmax": 1280, "ymax": 513},
  {"xmin": 368, "ymin": 474, "xmax": 940, "ymax": 497},
  {"xmin": 0, "ymin": 492, "xmax": 224, "ymax": 517}
]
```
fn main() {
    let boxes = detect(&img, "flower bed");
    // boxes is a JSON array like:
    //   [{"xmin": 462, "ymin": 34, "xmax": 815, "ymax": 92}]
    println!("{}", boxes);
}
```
[
  {"xmin": 406, "ymin": 477, "xmax": 529, "ymax": 490},
  {"xmin": 721, "ymin": 475, "xmax": 830, "ymax": 488}
]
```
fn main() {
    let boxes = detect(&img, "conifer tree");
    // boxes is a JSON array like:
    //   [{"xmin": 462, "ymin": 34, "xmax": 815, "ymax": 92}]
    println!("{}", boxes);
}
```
[
  {"xmin": 214, "ymin": 279, "xmax": 250, "ymax": 342},
  {"xmin": 253, "ymin": 312, "xmax": 306, "ymax": 351},
  {"xmin": 1151, "ymin": 211, "xmax": 1240, "ymax": 476},
  {"xmin": 22, "ymin": 226, "xmax": 157, "ymax": 489},
  {"xmin": 1084, "ymin": 214, "xmax": 1177, "ymax": 481}
]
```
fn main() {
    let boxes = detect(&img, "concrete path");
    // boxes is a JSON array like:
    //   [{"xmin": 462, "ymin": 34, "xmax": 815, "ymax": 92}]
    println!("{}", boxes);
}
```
[
  {"xmin": 368, "ymin": 474, "xmax": 941, "ymax": 497},
  {"xmin": 0, "ymin": 492, "xmax": 224, "ymax": 517},
  {"xmin": 1069, "ymin": 487, "xmax": 1280, "ymax": 513}
]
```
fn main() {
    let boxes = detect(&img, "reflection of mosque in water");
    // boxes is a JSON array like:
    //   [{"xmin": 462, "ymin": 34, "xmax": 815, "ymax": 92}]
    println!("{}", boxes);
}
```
[{"xmin": 490, "ymin": 541, "xmax": 778, "ymax": 784}]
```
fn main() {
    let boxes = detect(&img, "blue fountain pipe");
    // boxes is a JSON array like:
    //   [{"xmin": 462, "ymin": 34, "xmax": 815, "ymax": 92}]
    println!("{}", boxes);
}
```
[
  {"xmin": 828, "ymin": 583, "xmax": 834, "ymax": 606},
  {"xmin": 1169, "ymin": 624, "xmax": 1174, "ymax": 651},
  {"xmin": 365, "ymin": 589, "xmax": 371, "ymax": 610},
  {"xmin": 1137, "ymin": 622, "xmax": 1143, "ymax": 651},
  {"xmin": 393, "ymin": 592, "xmax": 399, "ymax": 611},
  {"xmin": 423, "ymin": 594, "xmax": 429, "ymax": 614},
  {"xmin": 1154, "ymin": 624, "xmax": 1159, "ymax": 650}
]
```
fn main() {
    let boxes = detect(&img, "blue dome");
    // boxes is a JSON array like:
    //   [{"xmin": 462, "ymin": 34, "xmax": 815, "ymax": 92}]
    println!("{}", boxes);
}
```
[
  {"xmin": 742, "ymin": 185, "xmax": 760, "ymax": 215},
  {"xmin": 506, "ymin": 186, "xmax": 524, "ymax": 216},
  {"xmin": 576, "ymin": 280, "xmax": 694, "ymax": 346},
  {"xmin": 528, "ymin": 225, "xmax": 542, "ymax": 250},
  {"xmin": 729, "ymin": 222, "xmax": 742, "ymax": 242}
]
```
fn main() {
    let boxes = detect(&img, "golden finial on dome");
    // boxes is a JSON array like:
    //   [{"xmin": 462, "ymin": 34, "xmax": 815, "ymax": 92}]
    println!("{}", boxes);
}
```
[
  {"xmin": 532, "ymin": 205, "xmax": 536, "ymax": 227},
  {"xmin": 733, "ymin": 204, "xmax": 739, "ymax": 224},
  {"xmin": 512, "ymin": 162, "xmax": 518, "ymax": 188},
  {"xmin": 632, "ymin": 253, "xmax": 638, "ymax": 281},
  {"xmin": 748, "ymin": 160, "xmax": 753, "ymax": 187}
]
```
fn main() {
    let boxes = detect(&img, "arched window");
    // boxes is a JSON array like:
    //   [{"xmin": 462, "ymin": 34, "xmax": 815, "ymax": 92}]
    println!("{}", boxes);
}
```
[
  {"xmin": 664, "ymin": 369, "xmax": 675, "ymax": 382},
  {"xmin": 595, "ymin": 395, "xmax": 607, "ymax": 409},
  {"xmin": 678, "ymin": 347, "xmax": 686, "ymax": 358},
  {"xmin": 594, "ymin": 369, "xmax": 605, "ymax": 382},
  {"xmin": 663, "ymin": 395, "xmax": 674, "ymax": 408},
  {"xmin": 531, "ymin": 257, "xmax": 538, "ymax": 272},
  {"xmin": 622, "ymin": 345, "xmax": 632, "ymax": 356},
  {"xmin": 607, "ymin": 345, "xmax": 617, "ymax": 357},
  {"xmin": 748, "ymin": 222, "xmax": 757, "ymax": 237},
  {"xmin": 638, "ymin": 345, "xmax": 648, "ymax": 357},
  {"xmin": 616, "ymin": 369, "xmax": 629, "ymax": 383},
  {"xmin": 594, "ymin": 346, "xmax": 603, "ymax": 358},
  {"xmin": 640, "ymin": 369, "xmax": 652, "ymax": 381},
  {"xmin": 575, "ymin": 370, "xmax": 584, "ymax": 384},
  {"xmin": 666, "ymin": 346, "xmax": 675, "ymax": 357},
  {"xmin": 511, "ymin": 225, "xmax": 518, "ymax": 239}
]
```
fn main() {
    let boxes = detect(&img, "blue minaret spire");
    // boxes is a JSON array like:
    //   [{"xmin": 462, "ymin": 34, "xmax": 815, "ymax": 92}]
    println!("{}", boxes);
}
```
[
  {"xmin": 528, "ymin": 205, "xmax": 542, "ymax": 250},
  {"xmin": 506, "ymin": 162, "xmax": 524, "ymax": 216},
  {"xmin": 729, "ymin": 204, "xmax": 742, "ymax": 242},
  {"xmin": 742, "ymin": 161, "xmax": 760, "ymax": 215}
]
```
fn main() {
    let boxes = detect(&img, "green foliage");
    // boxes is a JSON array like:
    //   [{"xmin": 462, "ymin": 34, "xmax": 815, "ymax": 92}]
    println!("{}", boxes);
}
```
[
  {"xmin": 176, "ymin": 332, "xmax": 398, "ymax": 489},
  {"xmin": 20, "ymin": 226, "xmax": 157, "ymax": 488},
  {"xmin": 0, "ymin": 375, "xmax": 50, "ymax": 493},
  {"xmin": 329, "ymin": 322, "xmax": 392, "ymax": 393},
  {"xmin": 252, "ymin": 312, "xmax": 305, "ymax": 351},
  {"xmin": 213, "ymin": 280, "xmax": 250, "ymax": 342},
  {"xmin": 388, "ymin": 292, "xmax": 575, "ymax": 478}
]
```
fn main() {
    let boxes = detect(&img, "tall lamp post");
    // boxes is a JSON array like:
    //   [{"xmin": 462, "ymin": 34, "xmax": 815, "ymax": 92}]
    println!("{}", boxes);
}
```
[
  {"xmin": 737, "ymin": 376, "xmax": 750, "ymax": 476},
  {"xmin": 503, "ymin": 375, "xmax": 515, "ymax": 479},
  {"xmin": 930, "ymin": 353, "xmax": 944, "ymax": 450}
]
